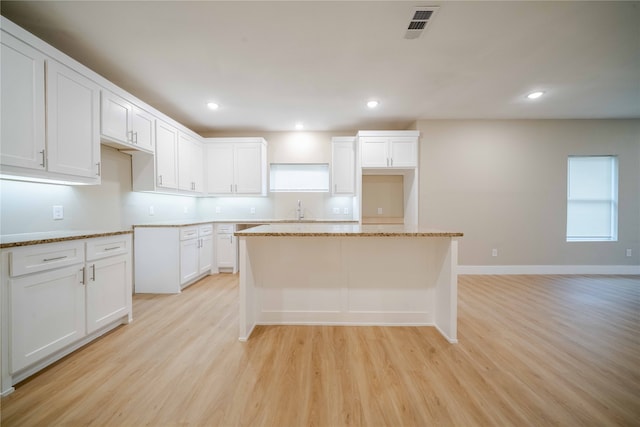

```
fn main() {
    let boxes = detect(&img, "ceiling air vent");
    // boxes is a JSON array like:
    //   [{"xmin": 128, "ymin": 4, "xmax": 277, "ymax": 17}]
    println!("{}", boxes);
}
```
[{"xmin": 404, "ymin": 7, "xmax": 438, "ymax": 39}]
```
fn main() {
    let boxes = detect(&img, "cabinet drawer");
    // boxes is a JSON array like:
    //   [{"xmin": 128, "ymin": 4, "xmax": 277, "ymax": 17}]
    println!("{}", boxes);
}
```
[
  {"xmin": 86, "ymin": 235, "xmax": 130, "ymax": 261},
  {"xmin": 199, "ymin": 224, "xmax": 213, "ymax": 236},
  {"xmin": 9, "ymin": 241, "xmax": 85, "ymax": 277},
  {"xmin": 180, "ymin": 227, "xmax": 199, "ymax": 240},
  {"xmin": 215, "ymin": 224, "xmax": 234, "ymax": 234}
]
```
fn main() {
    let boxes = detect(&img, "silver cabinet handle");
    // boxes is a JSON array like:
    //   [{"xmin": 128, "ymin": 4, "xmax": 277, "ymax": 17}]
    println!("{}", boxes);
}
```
[
  {"xmin": 390, "ymin": 158, "xmax": 393, "ymax": 167},
  {"xmin": 230, "ymin": 184, "xmax": 233, "ymax": 192},
  {"xmin": 40, "ymin": 149, "xmax": 46, "ymax": 168},
  {"xmin": 230, "ymin": 235, "xmax": 233, "ymax": 243},
  {"xmin": 334, "ymin": 183, "xmax": 337, "ymax": 192},
  {"xmin": 159, "ymin": 175, "xmax": 163, "ymax": 185},
  {"xmin": 91, "ymin": 264, "xmax": 96, "ymax": 281},
  {"xmin": 104, "ymin": 246, "xmax": 120, "ymax": 251},
  {"xmin": 128, "ymin": 130, "xmax": 134, "ymax": 143},
  {"xmin": 43, "ymin": 255, "xmax": 67, "ymax": 262},
  {"xmin": 96, "ymin": 162, "xmax": 101, "ymax": 176},
  {"xmin": 134, "ymin": 131, "xmax": 138, "ymax": 144},
  {"xmin": 235, "ymin": 184, "xmax": 238, "ymax": 192},
  {"xmin": 81, "ymin": 267, "xmax": 86, "ymax": 284}
]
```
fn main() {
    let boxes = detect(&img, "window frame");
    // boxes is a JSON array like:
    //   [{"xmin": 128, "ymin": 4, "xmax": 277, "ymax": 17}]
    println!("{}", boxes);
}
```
[{"xmin": 566, "ymin": 155, "xmax": 619, "ymax": 242}]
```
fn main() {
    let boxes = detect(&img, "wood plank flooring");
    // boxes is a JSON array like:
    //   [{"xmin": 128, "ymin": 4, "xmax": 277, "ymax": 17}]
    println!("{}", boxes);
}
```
[{"xmin": 2, "ymin": 274, "xmax": 639, "ymax": 426}]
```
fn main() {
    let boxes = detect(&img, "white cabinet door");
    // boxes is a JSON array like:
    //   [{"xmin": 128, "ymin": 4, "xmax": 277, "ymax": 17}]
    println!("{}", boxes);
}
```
[
  {"xmin": 206, "ymin": 143, "xmax": 234, "ymax": 194},
  {"xmin": 131, "ymin": 106, "xmax": 155, "ymax": 153},
  {"xmin": 180, "ymin": 238, "xmax": 199, "ymax": 285},
  {"xmin": 155, "ymin": 119, "xmax": 179, "ymax": 189},
  {"xmin": 360, "ymin": 137, "xmax": 389, "ymax": 168},
  {"xmin": 100, "ymin": 90, "xmax": 132, "ymax": 145},
  {"xmin": 234, "ymin": 143, "xmax": 263, "ymax": 194},
  {"xmin": 178, "ymin": 133, "xmax": 203, "ymax": 192},
  {"xmin": 46, "ymin": 60, "xmax": 101, "ymax": 181},
  {"xmin": 389, "ymin": 137, "xmax": 418, "ymax": 168},
  {"xmin": 199, "ymin": 234, "xmax": 214, "ymax": 274},
  {"xmin": 11, "ymin": 264, "xmax": 85, "ymax": 373},
  {"xmin": 332, "ymin": 140, "xmax": 355, "ymax": 194},
  {"xmin": 192, "ymin": 141, "xmax": 204, "ymax": 193},
  {"xmin": 86, "ymin": 254, "xmax": 130, "ymax": 334},
  {"xmin": 216, "ymin": 233, "xmax": 235, "ymax": 269},
  {"xmin": 178, "ymin": 133, "xmax": 194, "ymax": 191},
  {"xmin": 0, "ymin": 32, "xmax": 46, "ymax": 171}
]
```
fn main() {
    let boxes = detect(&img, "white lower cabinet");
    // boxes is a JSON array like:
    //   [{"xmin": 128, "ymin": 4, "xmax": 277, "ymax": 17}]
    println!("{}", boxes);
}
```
[
  {"xmin": 1, "ymin": 234, "xmax": 132, "ymax": 395},
  {"xmin": 215, "ymin": 224, "xmax": 237, "ymax": 273},
  {"xmin": 134, "ymin": 224, "xmax": 214, "ymax": 293},
  {"xmin": 10, "ymin": 264, "xmax": 86, "ymax": 373}
]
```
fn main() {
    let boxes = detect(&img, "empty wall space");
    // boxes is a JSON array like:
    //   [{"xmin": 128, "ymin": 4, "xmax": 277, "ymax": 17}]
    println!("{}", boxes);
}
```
[
  {"xmin": 361, "ymin": 175, "xmax": 404, "ymax": 223},
  {"xmin": 416, "ymin": 119, "xmax": 640, "ymax": 267}
]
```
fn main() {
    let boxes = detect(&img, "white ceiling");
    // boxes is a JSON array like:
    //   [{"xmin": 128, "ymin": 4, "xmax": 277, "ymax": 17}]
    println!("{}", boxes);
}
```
[{"xmin": 2, "ymin": 1, "xmax": 639, "ymax": 133}]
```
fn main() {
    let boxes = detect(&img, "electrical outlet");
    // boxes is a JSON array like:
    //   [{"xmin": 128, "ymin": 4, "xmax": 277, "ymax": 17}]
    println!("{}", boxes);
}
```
[
  {"xmin": 343, "ymin": 207, "xmax": 349, "ymax": 214},
  {"xmin": 250, "ymin": 207, "xmax": 256, "ymax": 214},
  {"xmin": 377, "ymin": 207, "xmax": 383, "ymax": 215},
  {"xmin": 215, "ymin": 206, "xmax": 221, "ymax": 214},
  {"xmin": 149, "ymin": 206, "xmax": 155, "ymax": 216},
  {"xmin": 333, "ymin": 207, "xmax": 340, "ymax": 214},
  {"xmin": 626, "ymin": 249, "xmax": 633, "ymax": 257},
  {"xmin": 184, "ymin": 206, "xmax": 189, "ymax": 214},
  {"xmin": 52, "ymin": 205, "xmax": 64, "ymax": 220},
  {"xmin": 492, "ymin": 248, "xmax": 498, "ymax": 257}
]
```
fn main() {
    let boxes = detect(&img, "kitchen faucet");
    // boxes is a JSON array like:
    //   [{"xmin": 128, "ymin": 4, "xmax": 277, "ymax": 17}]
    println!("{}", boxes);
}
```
[{"xmin": 296, "ymin": 200, "xmax": 304, "ymax": 220}]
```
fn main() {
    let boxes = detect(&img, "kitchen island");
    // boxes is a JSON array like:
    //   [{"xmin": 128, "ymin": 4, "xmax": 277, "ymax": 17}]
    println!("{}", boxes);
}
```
[{"xmin": 234, "ymin": 224, "xmax": 463, "ymax": 343}]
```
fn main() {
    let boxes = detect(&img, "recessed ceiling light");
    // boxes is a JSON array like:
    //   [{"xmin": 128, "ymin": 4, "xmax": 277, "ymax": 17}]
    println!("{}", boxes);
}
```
[
  {"xmin": 295, "ymin": 122, "xmax": 304, "ymax": 130},
  {"xmin": 207, "ymin": 102, "xmax": 219, "ymax": 110},
  {"xmin": 526, "ymin": 91, "xmax": 544, "ymax": 100},
  {"xmin": 367, "ymin": 100, "xmax": 380, "ymax": 109}
]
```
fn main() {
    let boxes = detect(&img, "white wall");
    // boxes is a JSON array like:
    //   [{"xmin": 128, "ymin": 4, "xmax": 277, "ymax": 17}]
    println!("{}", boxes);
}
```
[{"xmin": 415, "ymin": 119, "xmax": 640, "ymax": 266}]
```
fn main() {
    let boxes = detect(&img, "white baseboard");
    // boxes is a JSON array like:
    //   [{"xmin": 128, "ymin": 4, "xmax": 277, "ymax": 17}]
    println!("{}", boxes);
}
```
[{"xmin": 458, "ymin": 265, "xmax": 640, "ymax": 275}]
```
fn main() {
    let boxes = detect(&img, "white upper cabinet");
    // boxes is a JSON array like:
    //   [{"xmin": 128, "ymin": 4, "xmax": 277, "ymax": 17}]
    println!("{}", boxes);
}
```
[
  {"xmin": 204, "ymin": 138, "xmax": 267, "ymax": 196},
  {"xmin": 178, "ymin": 132, "xmax": 204, "ymax": 193},
  {"xmin": 1, "ymin": 27, "xmax": 100, "ymax": 184},
  {"xmin": 101, "ymin": 90, "xmax": 154, "ymax": 153},
  {"xmin": 46, "ymin": 60, "xmax": 102, "ymax": 182},
  {"xmin": 131, "ymin": 106, "xmax": 155, "ymax": 152},
  {"xmin": 331, "ymin": 137, "xmax": 356, "ymax": 195},
  {"xmin": 234, "ymin": 142, "xmax": 265, "ymax": 194},
  {"xmin": 205, "ymin": 143, "xmax": 234, "ymax": 194},
  {"xmin": 155, "ymin": 119, "xmax": 179, "ymax": 190},
  {"xmin": 359, "ymin": 131, "xmax": 419, "ymax": 169},
  {"xmin": 0, "ymin": 32, "xmax": 46, "ymax": 171}
]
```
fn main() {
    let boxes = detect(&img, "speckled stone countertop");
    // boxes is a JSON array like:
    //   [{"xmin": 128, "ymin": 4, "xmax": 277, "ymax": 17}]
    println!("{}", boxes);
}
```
[
  {"xmin": 234, "ymin": 223, "xmax": 463, "ymax": 237},
  {"xmin": 0, "ymin": 229, "xmax": 133, "ymax": 248},
  {"xmin": 133, "ymin": 219, "xmax": 358, "ymax": 228}
]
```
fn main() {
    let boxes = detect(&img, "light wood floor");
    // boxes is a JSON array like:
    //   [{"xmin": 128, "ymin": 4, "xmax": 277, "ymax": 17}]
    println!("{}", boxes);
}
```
[{"xmin": 2, "ymin": 274, "xmax": 639, "ymax": 426}]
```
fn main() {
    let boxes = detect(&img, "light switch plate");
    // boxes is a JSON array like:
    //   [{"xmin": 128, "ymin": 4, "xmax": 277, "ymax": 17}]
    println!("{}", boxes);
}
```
[
  {"xmin": 215, "ymin": 206, "xmax": 221, "ymax": 214},
  {"xmin": 343, "ymin": 207, "xmax": 349, "ymax": 214},
  {"xmin": 333, "ymin": 207, "xmax": 340, "ymax": 214},
  {"xmin": 377, "ymin": 207, "xmax": 383, "ymax": 215},
  {"xmin": 250, "ymin": 207, "xmax": 256, "ymax": 214},
  {"xmin": 149, "ymin": 206, "xmax": 155, "ymax": 216}
]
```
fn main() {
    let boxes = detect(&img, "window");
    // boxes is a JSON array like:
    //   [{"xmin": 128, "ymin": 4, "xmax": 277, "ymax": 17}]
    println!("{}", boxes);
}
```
[
  {"xmin": 566, "ymin": 156, "xmax": 618, "ymax": 242},
  {"xmin": 269, "ymin": 163, "xmax": 329, "ymax": 192}
]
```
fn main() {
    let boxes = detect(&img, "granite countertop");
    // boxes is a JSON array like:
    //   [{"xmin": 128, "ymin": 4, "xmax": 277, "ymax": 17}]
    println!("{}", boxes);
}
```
[
  {"xmin": 234, "ymin": 223, "xmax": 463, "ymax": 237},
  {"xmin": 0, "ymin": 229, "xmax": 133, "ymax": 248},
  {"xmin": 133, "ymin": 219, "xmax": 358, "ymax": 228}
]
